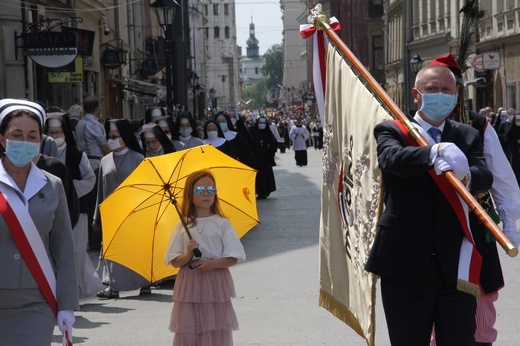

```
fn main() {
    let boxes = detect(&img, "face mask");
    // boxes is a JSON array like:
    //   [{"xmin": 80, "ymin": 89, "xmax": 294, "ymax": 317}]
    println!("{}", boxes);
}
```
[
  {"xmin": 219, "ymin": 122, "xmax": 228, "ymax": 132},
  {"xmin": 207, "ymin": 130, "xmax": 219, "ymax": 140},
  {"xmin": 179, "ymin": 127, "xmax": 192, "ymax": 137},
  {"xmin": 418, "ymin": 91, "xmax": 458, "ymax": 122},
  {"xmin": 107, "ymin": 138, "xmax": 122, "ymax": 151},
  {"xmin": 230, "ymin": 118, "xmax": 237, "ymax": 126},
  {"xmin": 258, "ymin": 123, "xmax": 267, "ymax": 130},
  {"xmin": 5, "ymin": 139, "xmax": 40, "ymax": 167},
  {"xmin": 53, "ymin": 137, "xmax": 66, "ymax": 148}
]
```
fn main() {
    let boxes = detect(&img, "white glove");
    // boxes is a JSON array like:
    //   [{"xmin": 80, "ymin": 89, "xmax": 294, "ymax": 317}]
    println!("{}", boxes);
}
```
[
  {"xmin": 502, "ymin": 219, "xmax": 520, "ymax": 248},
  {"xmin": 438, "ymin": 143, "xmax": 469, "ymax": 180},
  {"xmin": 434, "ymin": 157, "xmax": 453, "ymax": 176},
  {"xmin": 504, "ymin": 229, "xmax": 520, "ymax": 248},
  {"xmin": 57, "ymin": 310, "xmax": 75, "ymax": 341}
]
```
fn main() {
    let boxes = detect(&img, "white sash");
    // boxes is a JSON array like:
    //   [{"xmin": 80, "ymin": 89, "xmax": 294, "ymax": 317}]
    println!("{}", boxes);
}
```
[{"xmin": 0, "ymin": 182, "xmax": 57, "ymax": 300}]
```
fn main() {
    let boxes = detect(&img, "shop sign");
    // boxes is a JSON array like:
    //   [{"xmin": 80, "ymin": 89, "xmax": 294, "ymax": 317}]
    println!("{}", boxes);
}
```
[
  {"xmin": 482, "ymin": 52, "xmax": 500, "ymax": 70},
  {"xmin": 61, "ymin": 27, "xmax": 95, "ymax": 56},
  {"xmin": 22, "ymin": 31, "xmax": 78, "ymax": 68},
  {"xmin": 139, "ymin": 96, "xmax": 155, "ymax": 105},
  {"xmin": 48, "ymin": 57, "xmax": 84, "ymax": 83}
]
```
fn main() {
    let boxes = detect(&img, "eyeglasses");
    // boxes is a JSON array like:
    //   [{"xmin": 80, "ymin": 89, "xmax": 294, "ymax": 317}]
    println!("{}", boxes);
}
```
[{"xmin": 194, "ymin": 186, "xmax": 217, "ymax": 195}]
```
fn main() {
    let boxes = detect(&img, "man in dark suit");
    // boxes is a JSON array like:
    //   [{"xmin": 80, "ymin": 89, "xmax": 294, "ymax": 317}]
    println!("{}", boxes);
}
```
[{"xmin": 365, "ymin": 65, "xmax": 493, "ymax": 345}]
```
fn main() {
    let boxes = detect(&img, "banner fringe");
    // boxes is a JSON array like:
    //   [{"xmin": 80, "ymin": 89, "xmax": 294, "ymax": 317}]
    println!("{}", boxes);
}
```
[
  {"xmin": 319, "ymin": 289, "xmax": 374, "ymax": 346},
  {"xmin": 457, "ymin": 278, "xmax": 482, "ymax": 298}
]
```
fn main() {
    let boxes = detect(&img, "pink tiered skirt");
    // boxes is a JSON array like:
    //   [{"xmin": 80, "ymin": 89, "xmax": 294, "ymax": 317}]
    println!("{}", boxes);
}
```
[{"xmin": 169, "ymin": 265, "xmax": 239, "ymax": 346}]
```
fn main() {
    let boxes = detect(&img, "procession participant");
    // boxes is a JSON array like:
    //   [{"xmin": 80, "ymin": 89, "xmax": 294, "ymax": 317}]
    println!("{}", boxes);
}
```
[
  {"xmin": 0, "ymin": 99, "xmax": 78, "ymax": 345},
  {"xmin": 429, "ymin": 53, "xmax": 520, "ymax": 346},
  {"xmin": 173, "ymin": 112, "xmax": 204, "ymax": 149},
  {"xmin": 365, "ymin": 65, "xmax": 493, "ymax": 345},
  {"xmin": 93, "ymin": 119, "xmax": 149, "ymax": 299},
  {"xmin": 155, "ymin": 116, "xmax": 185, "ymax": 151},
  {"xmin": 249, "ymin": 115, "xmax": 278, "ymax": 199},
  {"xmin": 140, "ymin": 122, "xmax": 176, "ymax": 158},
  {"xmin": 75, "ymin": 96, "xmax": 110, "ymax": 250},
  {"xmin": 289, "ymin": 117, "xmax": 310, "ymax": 167},
  {"xmin": 45, "ymin": 112, "xmax": 103, "ymax": 299},
  {"xmin": 202, "ymin": 119, "xmax": 236, "ymax": 158},
  {"xmin": 214, "ymin": 111, "xmax": 259, "ymax": 168}
]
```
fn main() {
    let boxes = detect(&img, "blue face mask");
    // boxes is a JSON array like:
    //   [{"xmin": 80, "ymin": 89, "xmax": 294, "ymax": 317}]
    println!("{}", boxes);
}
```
[
  {"xmin": 5, "ymin": 139, "xmax": 40, "ymax": 167},
  {"xmin": 219, "ymin": 122, "xmax": 228, "ymax": 132},
  {"xmin": 418, "ymin": 91, "xmax": 458, "ymax": 122}
]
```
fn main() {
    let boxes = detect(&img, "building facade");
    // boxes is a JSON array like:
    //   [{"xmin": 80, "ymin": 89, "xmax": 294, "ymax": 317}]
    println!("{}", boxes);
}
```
[
  {"xmin": 384, "ymin": 0, "xmax": 520, "ymax": 112},
  {"xmin": 202, "ymin": 0, "xmax": 240, "ymax": 111}
]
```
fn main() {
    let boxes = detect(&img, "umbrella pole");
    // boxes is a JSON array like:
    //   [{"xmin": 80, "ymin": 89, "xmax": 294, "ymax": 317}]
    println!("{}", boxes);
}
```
[{"xmin": 171, "ymin": 198, "xmax": 202, "ymax": 258}]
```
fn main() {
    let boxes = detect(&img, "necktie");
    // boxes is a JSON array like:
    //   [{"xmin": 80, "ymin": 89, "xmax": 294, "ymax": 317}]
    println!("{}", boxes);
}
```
[{"xmin": 428, "ymin": 127, "xmax": 441, "ymax": 143}]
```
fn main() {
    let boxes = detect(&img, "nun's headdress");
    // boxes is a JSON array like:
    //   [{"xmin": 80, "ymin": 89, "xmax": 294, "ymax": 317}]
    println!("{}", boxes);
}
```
[{"xmin": 0, "ymin": 98, "xmax": 46, "ymax": 127}]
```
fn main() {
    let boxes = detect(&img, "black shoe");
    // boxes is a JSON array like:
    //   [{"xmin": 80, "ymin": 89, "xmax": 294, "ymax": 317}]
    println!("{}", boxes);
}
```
[
  {"xmin": 139, "ymin": 286, "xmax": 151, "ymax": 295},
  {"xmin": 96, "ymin": 287, "xmax": 119, "ymax": 299}
]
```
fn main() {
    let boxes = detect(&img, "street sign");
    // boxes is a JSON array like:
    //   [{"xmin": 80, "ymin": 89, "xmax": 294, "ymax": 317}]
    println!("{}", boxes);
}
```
[
  {"xmin": 483, "ymin": 52, "xmax": 500, "ymax": 70},
  {"xmin": 472, "ymin": 54, "xmax": 484, "ymax": 72}
]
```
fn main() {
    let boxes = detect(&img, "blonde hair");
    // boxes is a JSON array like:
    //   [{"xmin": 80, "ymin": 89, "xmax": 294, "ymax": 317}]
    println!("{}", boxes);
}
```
[{"xmin": 181, "ymin": 169, "xmax": 225, "ymax": 227}]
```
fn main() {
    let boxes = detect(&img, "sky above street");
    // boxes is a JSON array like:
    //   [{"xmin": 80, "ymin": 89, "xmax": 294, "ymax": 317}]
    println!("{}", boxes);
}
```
[{"xmin": 235, "ymin": 0, "xmax": 283, "ymax": 55}]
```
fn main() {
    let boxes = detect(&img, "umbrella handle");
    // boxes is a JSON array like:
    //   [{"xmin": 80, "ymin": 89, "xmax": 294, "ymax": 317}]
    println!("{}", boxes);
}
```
[{"xmin": 170, "ymin": 195, "xmax": 203, "ymax": 259}]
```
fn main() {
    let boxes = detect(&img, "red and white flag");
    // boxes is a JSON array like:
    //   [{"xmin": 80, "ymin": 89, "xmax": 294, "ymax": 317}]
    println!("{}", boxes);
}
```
[{"xmin": 300, "ymin": 17, "xmax": 340, "ymax": 123}]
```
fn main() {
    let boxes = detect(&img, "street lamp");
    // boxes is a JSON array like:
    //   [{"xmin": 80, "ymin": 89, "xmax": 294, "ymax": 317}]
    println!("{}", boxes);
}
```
[
  {"xmin": 151, "ymin": 0, "xmax": 180, "ymax": 115},
  {"xmin": 209, "ymin": 87, "xmax": 217, "ymax": 111},
  {"xmin": 410, "ymin": 53, "xmax": 424, "ymax": 74},
  {"xmin": 190, "ymin": 70, "xmax": 200, "ymax": 119}
]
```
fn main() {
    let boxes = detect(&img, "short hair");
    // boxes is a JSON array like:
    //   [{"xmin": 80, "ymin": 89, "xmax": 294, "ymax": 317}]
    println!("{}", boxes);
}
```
[
  {"xmin": 83, "ymin": 97, "xmax": 100, "ymax": 114},
  {"xmin": 414, "ymin": 65, "xmax": 456, "ymax": 90},
  {"xmin": 68, "ymin": 104, "xmax": 83, "ymax": 117}
]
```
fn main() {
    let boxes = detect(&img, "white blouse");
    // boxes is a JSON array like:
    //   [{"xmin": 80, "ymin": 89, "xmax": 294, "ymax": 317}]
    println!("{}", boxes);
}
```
[{"xmin": 164, "ymin": 214, "xmax": 246, "ymax": 264}]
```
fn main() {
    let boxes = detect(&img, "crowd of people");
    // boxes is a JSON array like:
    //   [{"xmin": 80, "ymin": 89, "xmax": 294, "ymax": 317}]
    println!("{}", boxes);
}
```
[
  {"xmin": 0, "ymin": 94, "xmax": 327, "ymax": 344},
  {"xmin": 6, "ymin": 55, "xmax": 520, "ymax": 346}
]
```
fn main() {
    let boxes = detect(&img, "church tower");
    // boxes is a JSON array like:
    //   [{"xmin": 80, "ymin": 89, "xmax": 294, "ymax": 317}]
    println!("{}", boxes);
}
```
[{"xmin": 246, "ymin": 19, "xmax": 260, "ymax": 58}]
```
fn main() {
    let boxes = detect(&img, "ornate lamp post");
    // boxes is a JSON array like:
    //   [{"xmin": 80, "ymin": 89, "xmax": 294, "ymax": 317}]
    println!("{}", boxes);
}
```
[
  {"xmin": 151, "ymin": 0, "xmax": 180, "ymax": 115},
  {"xmin": 410, "ymin": 53, "xmax": 424, "ymax": 74},
  {"xmin": 190, "ymin": 70, "xmax": 200, "ymax": 119},
  {"xmin": 209, "ymin": 87, "xmax": 217, "ymax": 111}
]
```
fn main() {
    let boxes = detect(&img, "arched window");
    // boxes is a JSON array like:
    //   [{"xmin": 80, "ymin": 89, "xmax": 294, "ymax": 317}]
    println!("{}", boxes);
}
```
[{"xmin": 214, "ymin": 26, "xmax": 220, "ymax": 39}]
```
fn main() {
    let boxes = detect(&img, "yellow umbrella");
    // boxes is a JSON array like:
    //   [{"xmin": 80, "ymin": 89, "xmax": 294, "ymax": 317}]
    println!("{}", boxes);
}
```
[{"xmin": 100, "ymin": 144, "xmax": 259, "ymax": 283}]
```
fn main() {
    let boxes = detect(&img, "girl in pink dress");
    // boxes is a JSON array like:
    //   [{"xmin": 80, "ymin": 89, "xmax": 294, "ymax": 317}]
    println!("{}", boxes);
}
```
[{"xmin": 164, "ymin": 169, "xmax": 246, "ymax": 345}]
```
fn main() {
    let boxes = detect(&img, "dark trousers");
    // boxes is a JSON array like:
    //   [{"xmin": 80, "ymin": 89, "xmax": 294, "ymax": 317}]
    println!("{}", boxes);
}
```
[
  {"xmin": 380, "ymin": 256, "xmax": 476, "ymax": 346},
  {"xmin": 294, "ymin": 150, "xmax": 307, "ymax": 166}
]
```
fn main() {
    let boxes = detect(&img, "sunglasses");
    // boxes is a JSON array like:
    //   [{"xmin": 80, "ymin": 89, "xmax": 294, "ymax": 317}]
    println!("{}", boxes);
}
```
[{"xmin": 194, "ymin": 186, "xmax": 217, "ymax": 195}]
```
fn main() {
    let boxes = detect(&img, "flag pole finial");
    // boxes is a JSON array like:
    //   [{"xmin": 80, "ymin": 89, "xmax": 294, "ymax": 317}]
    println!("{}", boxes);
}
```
[{"xmin": 308, "ymin": 3, "xmax": 330, "ymax": 31}]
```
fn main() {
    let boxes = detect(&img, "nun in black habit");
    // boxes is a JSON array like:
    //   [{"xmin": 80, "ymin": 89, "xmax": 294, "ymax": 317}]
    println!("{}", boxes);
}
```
[
  {"xmin": 249, "ymin": 115, "xmax": 278, "ymax": 199},
  {"xmin": 214, "ymin": 111, "xmax": 259, "ymax": 169},
  {"xmin": 202, "ymin": 119, "xmax": 236, "ymax": 158}
]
